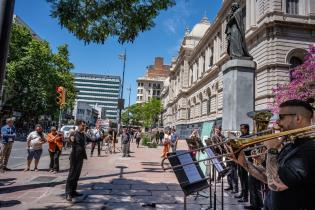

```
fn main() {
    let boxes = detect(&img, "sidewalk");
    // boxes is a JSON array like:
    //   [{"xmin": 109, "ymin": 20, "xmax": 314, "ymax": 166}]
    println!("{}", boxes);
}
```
[{"xmin": 0, "ymin": 140, "xmax": 247, "ymax": 210}]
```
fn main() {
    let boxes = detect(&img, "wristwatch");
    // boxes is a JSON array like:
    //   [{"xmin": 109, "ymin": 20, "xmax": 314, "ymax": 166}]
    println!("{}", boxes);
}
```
[{"xmin": 268, "ymin": 148, "xmax": 278, "ymax": 155}]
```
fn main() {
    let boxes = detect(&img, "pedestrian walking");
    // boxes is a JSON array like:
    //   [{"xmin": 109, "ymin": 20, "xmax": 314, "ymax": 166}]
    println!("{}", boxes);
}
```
[
  {"xmin": 25, "ymin": 124, "xmax": 47, "ymax": 172},
  {"xmin": 122, "ymin": 128, "xmax": 131, "ymax": 157},
  {"xmin": 159, "ymin": 130, "xmax": 164, "ymax": 145},
  {"xmin": 65, "ymin": 120, "xmax": 88, "ymax": 202},
  {"xmin": 135, "ymin": 129, "xmax": 141, "ymax": 148},
  {"xmin": 47, "ymin": 126, "xmax": 63, "ymax": 173},
  {"xmin": 0, "ymin": 118, "xmax": 16, "ymax": 172},
  {"xmin": 89, "ymin": 125, "xmax": 102, "ymax": 157},
  {"xmin": 170, "ymin": 129, "xmax": 178, "ymax": 153},
  {"xmin": 161, "ymin": 130, "xmax": 171, "ymax": 158}
]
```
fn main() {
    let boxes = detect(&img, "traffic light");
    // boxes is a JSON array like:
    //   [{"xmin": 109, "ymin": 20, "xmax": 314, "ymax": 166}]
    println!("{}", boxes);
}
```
[{"xmin": 56, "ymin": 86, "xmax": 66, "ymax": 107}]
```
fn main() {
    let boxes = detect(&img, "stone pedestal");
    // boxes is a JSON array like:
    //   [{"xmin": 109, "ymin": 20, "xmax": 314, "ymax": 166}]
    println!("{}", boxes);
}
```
[{"xmin": 222, "ymin": 59, "xmax": 256, "ymax": 131}]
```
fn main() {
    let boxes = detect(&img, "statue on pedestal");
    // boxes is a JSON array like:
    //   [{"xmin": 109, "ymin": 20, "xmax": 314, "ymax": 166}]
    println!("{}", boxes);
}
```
[{"xmin": 225, "ymin": 2, "xmax": 252, "ymax": 60}]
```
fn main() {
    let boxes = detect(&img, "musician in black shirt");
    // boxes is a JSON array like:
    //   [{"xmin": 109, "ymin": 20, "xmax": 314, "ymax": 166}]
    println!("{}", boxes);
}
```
[
  {"xmin": 65, "ymin": 120, "xmax": 88, "ymax": 202},
  {"xmin": 232, "ymin": 99, "xmax": 315, "ymax": 210}
]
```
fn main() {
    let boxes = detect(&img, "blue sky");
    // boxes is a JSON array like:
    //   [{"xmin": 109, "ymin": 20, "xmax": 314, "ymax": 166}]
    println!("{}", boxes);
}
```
[{"xmin": 14, "ymin": 0, "xmax": 222, "ymax": 105}]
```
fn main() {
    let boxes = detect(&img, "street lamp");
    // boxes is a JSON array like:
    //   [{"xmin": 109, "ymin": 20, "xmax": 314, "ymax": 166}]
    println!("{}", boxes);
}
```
[
  {"xmin": 127, "ymin": 86, "xmax": 131, "ymax": 125},
  {"xmin": 118, "ymin": 49, "xmax": 126, "ymax": 130}
]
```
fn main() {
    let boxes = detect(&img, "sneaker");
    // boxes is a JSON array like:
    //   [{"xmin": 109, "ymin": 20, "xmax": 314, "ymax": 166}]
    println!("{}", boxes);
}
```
[
  {"xmin": 23, "ymin": 168, "xmax": 30, "ymax": 172},
  {"xmin": 224, "ymin": 187, "xmax": 233, "ymax": 191},
  {"xmin": 238, "ymin": 198, "xmax": 248, "ymax": 203},
  {"xmin": 52, "ymin": 171, "xmax": 57, "ymax": 174},
  {"xmin": 234, "ymin": 194, "xmax": 243, "ymax": 199},
  {"xmin": 49, "ymin": 169, "xmax": 54, "ymax": 173},
  {"xmin": 34, "ymin": 168, "xmax": 39, "ymax": 172}
]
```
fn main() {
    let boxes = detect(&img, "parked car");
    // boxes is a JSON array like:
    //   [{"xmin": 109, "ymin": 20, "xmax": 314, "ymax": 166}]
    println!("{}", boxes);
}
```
[{"xmin": 60, "ymin": 125, "xmax": 78, "ymax": 149}]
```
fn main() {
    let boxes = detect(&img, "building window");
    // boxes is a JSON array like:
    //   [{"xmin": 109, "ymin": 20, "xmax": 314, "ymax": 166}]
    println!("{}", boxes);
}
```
[
  {"xmin": 289, "ymin": 56, "xmax": 303, "ymax": 81},
  {"xmin": 207, "ymin": 99, "xmax": 211, "ymax": 115},
  {"xmin": 157, "ymin": 84, "xmax": 161, "ymax": 89},
  {"xmin": 148, "ymin": 90, "xmax": 151, "ymax": 94},
  {"xmin": 77, "ymin": 109, "xmax": 85, "ymax": 115},
  {"xmin": 153, "ymin": 90, "xmax": 156, "ymax": 95},
  {"xmin": 148, "ymin": 96, "xmax": 151, "ymax": 101},
  {"xmin": 157, "ymin": 90, "xmax": 160, "ymax": 95},
  {"xmin": 187, "ymin": 108, "xmax": 191, "ymax": 119},
  {"xmin": 140, "ymin": 96, "xmax": 143, "ymax": 100},
  {"xmin": 149, "ymin": 83, "xmax": 151, "ymax": 87},
  {"xmin": 286, "ymin": 0, "xmax": 299, "ymax": 15}
]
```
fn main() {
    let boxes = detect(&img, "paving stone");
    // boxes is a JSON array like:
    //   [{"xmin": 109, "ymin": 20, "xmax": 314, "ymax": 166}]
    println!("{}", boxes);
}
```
[
  {"xmin": 167, "ymin": 184, "xmax": 182, "ymax": 191},
  {"xmin": 66, "ymin": 203, "xmax": 106, "ymax": 210},
  {"xmin": 80, "ymin": 189, "xmax": 111, "ymax": 195},
  {"xmin": 104, "ymin": 202, "xmax": 153, "ymax": 210},
  {"xmin": 131, "ymin": 184, "xmax": 168, "ymax": 191},
  {"xmin": 84, "ymin": 195, "xmax": 133, "ymax": 203},
  {"xmin": 92, "ymin": 183, "xmax": 130, "ymax": 190},
  {"xmin": 151, "ymin": 190, "xmax": 184, "ymax": 197},
  {"xmin": 156, "ymin": 203, "xmax": 201, "ymax": 210},
  {"xmin": 111, "ymin": 189, "xmax": 151, "ymax": 196}
]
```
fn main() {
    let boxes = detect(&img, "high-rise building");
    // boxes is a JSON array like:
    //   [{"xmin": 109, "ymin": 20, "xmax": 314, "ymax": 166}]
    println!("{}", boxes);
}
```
[
  {"xmin": 136, "ymin": 57, "xmax": 170, "ymax": 103},
  {"xmin": 74, "ymin": 73, "xmax": 121, "ymax": 121}
]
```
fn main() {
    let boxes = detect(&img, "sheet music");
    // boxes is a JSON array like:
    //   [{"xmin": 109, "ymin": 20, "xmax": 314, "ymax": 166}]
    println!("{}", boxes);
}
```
[
  {"xmin": 205, "ymin": 148, "xmax": 224, "ymax": 172},
  {"xmin": 176, "ymin": 151, "xmax": 202, "ymax": 184}
]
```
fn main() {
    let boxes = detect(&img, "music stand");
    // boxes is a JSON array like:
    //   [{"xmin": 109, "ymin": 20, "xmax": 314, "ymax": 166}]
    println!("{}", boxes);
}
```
[
  {"xmin": 167, "ymin": 150, "xmax": 209, "ymax": 210},
  {"xmin": 204, "ymin": 147, "xmax": 229, "ymax": 210}
]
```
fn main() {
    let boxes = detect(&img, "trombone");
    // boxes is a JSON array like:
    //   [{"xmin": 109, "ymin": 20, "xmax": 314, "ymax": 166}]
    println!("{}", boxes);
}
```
[{"xmin": 161, "ymin": 125, "xmax": 315, "ymax": 171}]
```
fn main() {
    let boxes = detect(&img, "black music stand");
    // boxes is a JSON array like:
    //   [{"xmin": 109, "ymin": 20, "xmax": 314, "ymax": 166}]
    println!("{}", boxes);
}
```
[
  {"xmin": 167, "ymin": 150, "xmax": 209, "ymax": 210},
  {"xmin": 204, "ymin": 147, "xmax": 230, "ymax": 210}
]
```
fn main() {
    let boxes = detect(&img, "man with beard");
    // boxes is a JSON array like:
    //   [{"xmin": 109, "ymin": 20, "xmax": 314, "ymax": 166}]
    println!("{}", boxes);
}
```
[
  {"xmin": 233, "ymin": 99, "xmax": 315, "ymax": 210},
  {"xmin": 65, "ymin": 120, "xmax": 88, "ymax": 202}
]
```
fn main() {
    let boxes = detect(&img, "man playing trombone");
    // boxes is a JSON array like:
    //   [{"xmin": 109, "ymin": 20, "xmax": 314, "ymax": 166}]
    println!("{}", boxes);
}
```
[{"xmin": 231, "ymin": 99, "xmax": 315, "ymax": 210}]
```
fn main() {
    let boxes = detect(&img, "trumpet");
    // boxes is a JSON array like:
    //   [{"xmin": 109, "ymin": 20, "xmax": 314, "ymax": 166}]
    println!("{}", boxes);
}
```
[{"xmin": 162, "ymin": 125, "xmax": 315, "ymax": 171}]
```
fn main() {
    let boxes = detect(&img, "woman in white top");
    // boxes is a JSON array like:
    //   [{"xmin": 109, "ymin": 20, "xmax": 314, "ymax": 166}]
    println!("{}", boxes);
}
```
[{"xmin": 161, "ymin": 130, "xmax": 171, "ymax": 158}]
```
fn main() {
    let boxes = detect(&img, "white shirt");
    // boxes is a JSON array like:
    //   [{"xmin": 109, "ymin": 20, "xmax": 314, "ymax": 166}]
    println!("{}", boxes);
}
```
[{"xmin": 27, "ymin": 131, "xmax": 46, "ymax": 150}]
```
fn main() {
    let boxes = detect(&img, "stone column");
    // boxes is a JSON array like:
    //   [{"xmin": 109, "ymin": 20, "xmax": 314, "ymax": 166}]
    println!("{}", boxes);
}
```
[{"xmin": 222, "ymin": 59, "xmax": 256, "ymax": 131}]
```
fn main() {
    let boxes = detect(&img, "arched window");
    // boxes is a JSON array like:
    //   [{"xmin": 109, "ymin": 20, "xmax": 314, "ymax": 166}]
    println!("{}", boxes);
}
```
[
  {"xmin": 286, "ymin": 0, "xmax": 299, "ymax": 15},
  {"xmin": 289, "ymin": 56, "xmax": 303, "ymax": 81}
]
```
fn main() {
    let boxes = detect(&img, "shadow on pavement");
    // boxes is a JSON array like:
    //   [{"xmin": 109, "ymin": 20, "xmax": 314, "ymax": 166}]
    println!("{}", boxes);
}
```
[
  {"xmin": 0, "ymin": 178, "xmax": 16, "ymax": 186},
  {"xmin": 0, "ymin": 200, "xmax": 22, "ymax": 208}
]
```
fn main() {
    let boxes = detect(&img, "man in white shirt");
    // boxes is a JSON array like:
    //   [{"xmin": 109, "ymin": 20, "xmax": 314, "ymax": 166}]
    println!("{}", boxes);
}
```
[{"xmin": 24, "ymin": 124, "xmax": 47, "ymax": 171}]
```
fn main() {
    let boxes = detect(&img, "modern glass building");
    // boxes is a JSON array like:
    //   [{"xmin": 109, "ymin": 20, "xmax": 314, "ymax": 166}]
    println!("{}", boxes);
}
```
[{"xmin": 74, "ymin": 73, "xmax": 121, "ymax": 121}]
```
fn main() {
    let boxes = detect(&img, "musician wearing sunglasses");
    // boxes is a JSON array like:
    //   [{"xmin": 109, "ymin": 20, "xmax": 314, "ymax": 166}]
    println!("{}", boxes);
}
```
[{"xmin": 231, "ymin": 99, "xmax": 315, "ymax": 210}]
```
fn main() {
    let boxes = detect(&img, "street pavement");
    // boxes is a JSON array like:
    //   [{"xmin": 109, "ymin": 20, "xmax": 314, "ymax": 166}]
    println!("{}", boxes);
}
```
[
  {"xmin": 0, "ymin": 139, "xmax": 248, "ymax": 210},
  {"xmin": 7, "ymin": 141, "xmax": 49, "ymax": 168}
]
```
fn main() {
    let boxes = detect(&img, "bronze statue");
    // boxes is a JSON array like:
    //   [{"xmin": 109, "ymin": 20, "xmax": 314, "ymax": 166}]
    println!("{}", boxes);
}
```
[{"xmin": 225, "ymin": 2, "xmax": 252, "ymax": 60}]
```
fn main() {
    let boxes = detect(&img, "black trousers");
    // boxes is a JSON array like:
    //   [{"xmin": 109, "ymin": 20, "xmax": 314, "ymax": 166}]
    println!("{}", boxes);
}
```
[
  {"xmin": 238, "ymin": 165, "xmax": 249, "ymax": 199},
  {"xmin": 249, "ymin": 175, "xmax": 263, "ymax": 208},
  {"xmin": 227, "ymin": 161, "xmax": 238, "ymax": 190},
  {"xmin": 65, "ymin": 157, "xmax": 84, "ymax": 195},
  {"xmin": 91, "ymin": 141, "xmax": 101, "ymax": 156},
  {"xmin": 49, "ymin": 148, "xmax": 61, "ymax": 171}
]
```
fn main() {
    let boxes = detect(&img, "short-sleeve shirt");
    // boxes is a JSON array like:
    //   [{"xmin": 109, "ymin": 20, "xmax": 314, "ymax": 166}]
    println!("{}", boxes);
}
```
[
  {"xmin": 27, "ymin": 131, "xmax": 46, "ymax": 150},
  {"xmin": 264, "ymin": 138, "xmax": 315, "ymax": 210}
]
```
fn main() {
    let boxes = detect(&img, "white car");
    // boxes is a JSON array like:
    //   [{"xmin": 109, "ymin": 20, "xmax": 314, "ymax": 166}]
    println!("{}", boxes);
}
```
[{"xmin": 60, "ymin": 125, "xmax": 78, "ymax": 140}]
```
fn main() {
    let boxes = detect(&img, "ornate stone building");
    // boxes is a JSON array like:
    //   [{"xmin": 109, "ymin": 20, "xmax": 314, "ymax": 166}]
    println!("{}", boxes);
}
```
[{"xmin": 162, "ymin": 0, "xmax": 315, "ymax": 137}]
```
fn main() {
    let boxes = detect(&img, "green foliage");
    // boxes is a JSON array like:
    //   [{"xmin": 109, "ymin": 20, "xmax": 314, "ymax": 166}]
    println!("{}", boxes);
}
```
[
  {"xmin": 141, "ymin": 134, "xmax": 150, "ymax": 146},
  {"xmin": 4, "ymin": 23, "xmax": 76, "ymax": 122},
  {"xmin": 142, "ymin": 98, "xmax": 163, "ymax": 128},
  {"xmin": 47, "ymin": 0, "xmax": 175, "ymax": 44}
]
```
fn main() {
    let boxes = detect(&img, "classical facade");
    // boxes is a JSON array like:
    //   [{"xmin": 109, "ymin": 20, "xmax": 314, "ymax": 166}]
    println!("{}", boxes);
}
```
[
  {"xmin": 162, "ymin": 0, "xmax": 315, "ymax": 137},
  {"xmin": 136, "ymin": 57, "xmax": 170, "ymax": 103}
]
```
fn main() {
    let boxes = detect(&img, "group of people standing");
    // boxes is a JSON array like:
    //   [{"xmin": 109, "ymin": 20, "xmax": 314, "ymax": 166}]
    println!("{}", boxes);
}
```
[{"xmin": 0, "ymin": 121, "xmax": 63, "ymax": 174}]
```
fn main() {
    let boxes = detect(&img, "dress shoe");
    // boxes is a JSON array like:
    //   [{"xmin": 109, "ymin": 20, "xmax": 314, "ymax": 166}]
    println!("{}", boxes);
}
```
[
  {"xmin": 72, "ymin": 192, "xmax": 83, "ymax": 197},
  {"xmin": 224, "ymin": 187, "xmax": 233, "ymax": 191},
  {"xmin": 65, "ymin": 194, "xmax": 72, "ymax": 202},
  {"xmin": 238, "ymin": 198, "xmax": 248, "ymax": 203},
  {"xmin": 234, "ymin": 194, "xmax": 243, "ymax": 198},
  {"xmin": 231, "ymin": 189, "xmax": 239, "ymax": 194}
]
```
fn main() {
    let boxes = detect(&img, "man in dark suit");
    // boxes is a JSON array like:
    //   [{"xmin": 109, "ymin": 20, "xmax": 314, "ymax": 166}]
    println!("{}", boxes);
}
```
[{"xmin": 65, "ymin": 120, "xmax": 88, "ymax": 202}]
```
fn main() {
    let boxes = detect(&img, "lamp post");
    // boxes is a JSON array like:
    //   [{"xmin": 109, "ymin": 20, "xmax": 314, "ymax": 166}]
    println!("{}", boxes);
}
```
[
  {"xmin": 118, "ymin": 49, "xmax": 126, "ymax": 130},
  {"xmin": 127, "ymin": 86, "xmax": 131, "ymax": 125},
  {"xmin": 0, "ymin": 0, "xmax": 15, "ymax": 104}
]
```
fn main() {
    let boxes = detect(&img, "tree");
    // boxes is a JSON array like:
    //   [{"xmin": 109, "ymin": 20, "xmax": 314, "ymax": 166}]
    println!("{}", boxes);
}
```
[
  {"xmin": 47, "ymin": 0, "xmax": 175, "ymax": 44},
  {"xmin": 122, "ymin": 103, "xmax": 143, "ymax": 126},
  {"xmin": 4, "ymin": 23, "xmax": 76, "ymax": 123},
  {"xmin": 142, "ymin": 98, "xmax": 163, "ymax": 128},
  {"xmin": 271, "ymin": 45, "xmax": 315, "ymax": 113}
]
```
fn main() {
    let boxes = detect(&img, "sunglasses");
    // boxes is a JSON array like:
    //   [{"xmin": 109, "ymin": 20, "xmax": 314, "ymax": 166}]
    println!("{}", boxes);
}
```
[{"xmin": 278, "ymin": 113, "xmax": 296, "ymax": 120}]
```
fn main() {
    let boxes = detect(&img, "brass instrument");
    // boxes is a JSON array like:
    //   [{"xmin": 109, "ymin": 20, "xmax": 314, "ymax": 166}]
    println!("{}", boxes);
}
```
[{"xmin": 162, "ymin": 125, "xmax": 315, "ymax": 171}]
